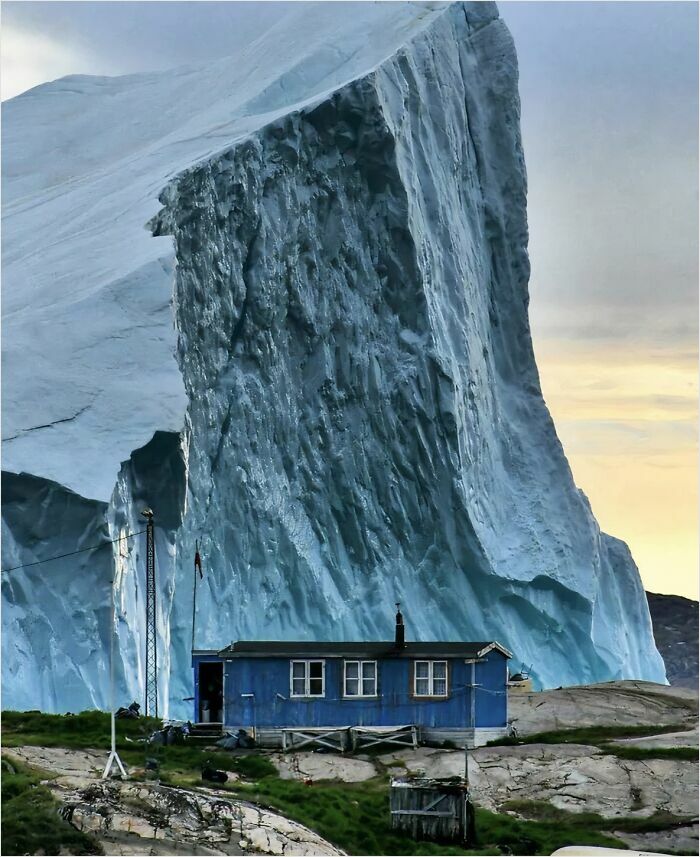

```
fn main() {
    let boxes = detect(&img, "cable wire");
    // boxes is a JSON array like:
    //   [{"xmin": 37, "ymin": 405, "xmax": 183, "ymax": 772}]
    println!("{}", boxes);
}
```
[{"xmin": 1, "ymin": 529, "xmax": 148, "ymax": 574}]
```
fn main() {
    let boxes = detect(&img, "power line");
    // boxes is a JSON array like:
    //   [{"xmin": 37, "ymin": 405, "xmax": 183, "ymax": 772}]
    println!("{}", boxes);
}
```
[{"xmin": 1, "ymin": 529, "xmax": 147, "ymax": 574}]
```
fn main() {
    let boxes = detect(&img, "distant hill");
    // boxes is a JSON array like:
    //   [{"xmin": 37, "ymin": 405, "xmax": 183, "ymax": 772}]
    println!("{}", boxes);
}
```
[{"xmin": 647, "ymin": 592, "xmax": 699, "ymax": 688}]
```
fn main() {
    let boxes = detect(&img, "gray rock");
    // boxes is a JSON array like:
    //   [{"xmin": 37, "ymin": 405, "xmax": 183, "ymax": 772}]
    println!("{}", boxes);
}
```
[
  {"xmin": 615, "ymin": 823, "xmax": 699, "ymax": 855},
  {"xmin": 610, "ymin": 730, "xmax": 698, "ymax": 749},
  {"xmin": 271, "ymin": 752, "xmax": 377, "ymax": 783},
  {"xmin": 509, "ymin": 680, "xmax": 698, "ymax": 735},
  {"xmin": 3, "ymin": 746, "xmax": 343, "ymax": 856}
]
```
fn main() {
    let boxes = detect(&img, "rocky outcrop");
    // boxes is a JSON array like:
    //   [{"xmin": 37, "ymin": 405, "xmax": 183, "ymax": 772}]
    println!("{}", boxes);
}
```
[
  {"xmin": 466, "ymin": 745, "xmax": 696, "ymax": 818},
  {"xmin": 285, "ymin": 738, "xmax": 693, "ymax": 823},
  {"xmin": 507, "ymin": 680, "xmax": 698, "ymax": 735},
  {"xmin": 2, "ymin": 747, "xmax": 342, "ymax": 857},
  {"xmin": 614, "ymin": 824, "xmax": 700, "ymax": 855},
  {"xmin": 610, "ymin": 729, "xmax": 698, "ymax": 748},
  {"xmin": 647, "ymin": 591, "xmax": 699, "ymax": 689},
  {"xmin": 273, "ymin": 753, "xmax": 376, "ymax": 784},
  {"xmin": 275, "ymin": 742, "xmax": 699, "ymax": 853}
]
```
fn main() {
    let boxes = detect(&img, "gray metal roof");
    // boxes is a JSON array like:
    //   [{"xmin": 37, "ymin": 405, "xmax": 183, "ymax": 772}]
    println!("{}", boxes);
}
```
[{"xmin": 216, "ymin": 640, "xmax": 511, "ymax": 659}]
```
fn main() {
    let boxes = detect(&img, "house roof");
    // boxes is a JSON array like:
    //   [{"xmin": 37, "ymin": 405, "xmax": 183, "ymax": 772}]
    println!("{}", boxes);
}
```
[{"xmin": 216, "ymin": 640, "xmax": 512, "ymax": 659}]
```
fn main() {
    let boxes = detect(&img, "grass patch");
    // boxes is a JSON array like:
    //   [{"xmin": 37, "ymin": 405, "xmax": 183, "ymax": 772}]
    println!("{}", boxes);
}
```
[
  {"xmin": 228, "ymin": 752, "xmax": 277, "ymax": 779},
  {"xmin": 605, "ymin": 746, "xmax": 698, "ymax": 762},
  {"xmin": 115, "ymin": 740, "xmax": 280, "ymax": 788},
  {"xmin": 1, "ymin": 709, "xmax": 277, "ymax": 783},
  {"xmin": 229, "ymin": 775, "xmax": 625, "ymax": 856},
  {"xmin": 503, "ymin": 799, "xmax": 695, "ymax": 833},
  {"xmin": 487, "ymin": 723, "xmax": 690, "ymax": 748},
  {"xmin": 487, "ymin": 723, "xmax": 698, "ymax": 763},
  {"xmin": 119, "ymin": 742, "xmax": 277, "ymax": 780},
  {"xmin": 1, "ymin": 756, "xmax": 101, "ymax": 856},
  {"xmin": 2, "ymin": 709, "xmax": 161, "ymax": 750}
]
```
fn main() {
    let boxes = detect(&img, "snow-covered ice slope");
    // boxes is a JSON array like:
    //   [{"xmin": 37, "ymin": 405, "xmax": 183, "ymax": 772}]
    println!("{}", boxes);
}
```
[{"xmin": 1, "ymin": 1, "xmax": 665, "ymax": 712}]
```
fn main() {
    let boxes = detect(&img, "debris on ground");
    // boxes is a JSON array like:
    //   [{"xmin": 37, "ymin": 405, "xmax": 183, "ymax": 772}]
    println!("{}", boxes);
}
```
[{"xmin": 115, "ymin": 702, "xmax": 141, "ymax": 720}]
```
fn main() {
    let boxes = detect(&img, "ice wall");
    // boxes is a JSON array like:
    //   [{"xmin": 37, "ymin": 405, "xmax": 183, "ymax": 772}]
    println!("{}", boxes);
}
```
[{"xmin": 1, "ymin": 2, "xmax": 665, "ymax": 713}]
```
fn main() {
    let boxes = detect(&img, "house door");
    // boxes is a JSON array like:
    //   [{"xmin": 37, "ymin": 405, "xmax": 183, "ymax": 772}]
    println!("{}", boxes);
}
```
[{"xmin": 198, "ymin": 661, "xmax": 224, "ymax": 723}]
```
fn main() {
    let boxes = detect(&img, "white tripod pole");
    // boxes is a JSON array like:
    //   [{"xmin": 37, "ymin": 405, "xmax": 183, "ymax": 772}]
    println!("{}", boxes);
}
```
[{"xmin": 102, "ymin": 572, "xmax": 127, "ymax": 779}]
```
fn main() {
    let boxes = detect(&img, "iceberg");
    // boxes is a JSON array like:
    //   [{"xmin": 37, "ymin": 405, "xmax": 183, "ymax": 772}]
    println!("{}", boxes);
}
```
[{"xmin": 1, "ymin": 1, "xmax": 666, "ymax": 714}]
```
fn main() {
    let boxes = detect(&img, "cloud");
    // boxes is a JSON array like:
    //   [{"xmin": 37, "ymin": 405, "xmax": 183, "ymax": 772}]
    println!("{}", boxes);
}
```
[
  {"xmin": 1, "ymin": 1, "xmax": 296, "ymax": 100},
  {"xmin": 1, "ymin": 22, "xmax": 99, "ymax": 100},
  {"xmin": 501, "ymin": 2, "xmax": 699, "ymax": 356}
]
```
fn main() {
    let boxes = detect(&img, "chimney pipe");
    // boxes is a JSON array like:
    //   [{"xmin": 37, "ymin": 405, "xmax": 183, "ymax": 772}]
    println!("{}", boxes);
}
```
[{"xmin": 395, "ymin": 602, "xmax": 405, "ymax": 648}]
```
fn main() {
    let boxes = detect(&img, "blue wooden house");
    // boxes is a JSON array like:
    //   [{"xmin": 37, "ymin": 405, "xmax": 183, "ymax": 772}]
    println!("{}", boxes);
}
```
[{"xmin": 192, "ymin": 609, "xmax": 511, "ymax": 748}]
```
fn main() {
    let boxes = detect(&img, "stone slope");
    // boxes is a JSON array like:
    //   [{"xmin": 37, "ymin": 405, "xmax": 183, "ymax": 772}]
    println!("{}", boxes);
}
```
[
  {"xmin": 3, "ymin": 746, "xmax": 343, "ymax": 857},
  {"xmin": 507, "ymin": 680, "xmax": 698, "ymax": 735}
]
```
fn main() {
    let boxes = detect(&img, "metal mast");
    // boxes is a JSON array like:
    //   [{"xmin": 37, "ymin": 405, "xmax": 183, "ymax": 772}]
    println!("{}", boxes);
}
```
[{"xmin": 142, "ymin": 508, "xmax": 157, "ymax": 718}]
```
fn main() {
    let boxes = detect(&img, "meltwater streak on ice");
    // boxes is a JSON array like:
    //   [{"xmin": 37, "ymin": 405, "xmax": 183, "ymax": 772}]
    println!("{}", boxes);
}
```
[{"xmin": 1, "ymin": 2, "xmax": 666, "ymax": 713}]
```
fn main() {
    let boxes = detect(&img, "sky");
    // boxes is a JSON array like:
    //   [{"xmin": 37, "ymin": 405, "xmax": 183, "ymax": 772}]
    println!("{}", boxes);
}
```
[{"xmin": 1, "ymin": 1, "xmax": 697, "ymax": 599}]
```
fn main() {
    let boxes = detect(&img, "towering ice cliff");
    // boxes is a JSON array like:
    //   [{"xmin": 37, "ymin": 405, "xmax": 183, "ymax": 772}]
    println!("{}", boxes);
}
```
[{"xmin": 1, "ymin": 2, "xmax": 666, "ymax": 713}]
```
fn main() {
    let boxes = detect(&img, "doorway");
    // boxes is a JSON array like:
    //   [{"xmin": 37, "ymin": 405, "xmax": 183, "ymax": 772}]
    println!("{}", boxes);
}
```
[{"xmin": 198, "ymin": 661, "xmax": 224, "ymax": 723}]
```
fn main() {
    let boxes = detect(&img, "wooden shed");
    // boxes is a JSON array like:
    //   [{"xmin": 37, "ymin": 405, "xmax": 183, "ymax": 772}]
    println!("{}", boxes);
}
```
[{"xmin": 389, "ymin": 776, "xmax": 475, "ymax": 845}]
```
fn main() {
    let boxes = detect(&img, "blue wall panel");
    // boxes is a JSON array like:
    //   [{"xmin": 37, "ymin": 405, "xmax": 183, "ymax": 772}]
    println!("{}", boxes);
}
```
[
  {"xmin": 192, "ymin": 651, "xmax": 508, "ymax": 729},
  {"xmin": 475, "ymin": 650, "xmax": 508, "ymax": 727}
]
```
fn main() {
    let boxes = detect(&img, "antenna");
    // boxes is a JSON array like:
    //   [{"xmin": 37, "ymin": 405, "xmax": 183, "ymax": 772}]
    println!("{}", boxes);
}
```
[
  {"xmin": 192, "ymin": 539, "xmax": 200, "ymax": 654},
  {"xmin": 142, "ymin": 509, "xmax": 157, "ymax": 718}
]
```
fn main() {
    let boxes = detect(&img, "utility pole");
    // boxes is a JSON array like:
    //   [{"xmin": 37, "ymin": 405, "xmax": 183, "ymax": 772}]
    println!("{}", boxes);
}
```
[
  {"xmin": 191, "ymin": 540, "xmax": 201, "ymax": 654},
  {"xmin": 102, "ymin": 569, "xmax": 126, "ymax": 779},
  {"xmin": 464, "ymin": 662, "xmax": 480, "ymax": 788},
  {"xmin": 142, "ymin": 508, "xmax": 157, "ymax": 718},
  {"xmin": 462, "ymin": 665, "xmax": 479, "ymax": 848}
]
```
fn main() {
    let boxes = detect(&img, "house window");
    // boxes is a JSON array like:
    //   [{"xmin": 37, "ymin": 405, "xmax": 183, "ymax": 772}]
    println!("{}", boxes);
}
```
[
  {"xmin": 290, "ymin": 660, "xmax": 325, "ymax": 697},
  {"xmin": 344, "ymin": 660, "xmax": 377, "ymax": 697},
  {"xmin": 414, "ymin": 660, "xmax": 448, "ymax": 696}
]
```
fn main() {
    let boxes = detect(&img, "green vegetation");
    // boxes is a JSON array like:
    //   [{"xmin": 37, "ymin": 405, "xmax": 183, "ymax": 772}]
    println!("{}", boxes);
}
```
[
  {"xmin": 487, "ymin": 722, "xmax": 690, "ymax": 748},
  {"xmin": 501, "ymin": 801, "xmax": 700, "ymax": 856},
  {"xmin": 605, "ymin": 746, "xmax": 697, "ymax": 762},
  {"xmin": 1, "ymin": 709, "xmax": 277, "ymax": 781},
  {"xmin": 486, "ymin": 722, "xmax": 699, "ymax": 764},
  {"xmin": 1, "ymin": 756, "xmax": 101, "ymax": 856},
  {"xmin": 1, "ymin": 709, "xmax": 160, "ymax": 749},
  {"xmin": 2, "ymin": 711, "xmax": 695, "ymax": 856},
  {"xmin": 503, "ymin": 799, "xmax": 695, "ymax": 833},
  {"xmin": 227, "ymin": 775, "xmax": 626, "ymax": 856}
]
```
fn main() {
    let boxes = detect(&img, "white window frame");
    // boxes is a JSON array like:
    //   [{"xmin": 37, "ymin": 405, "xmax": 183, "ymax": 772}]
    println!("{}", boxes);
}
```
[
  {"xmin": 343, "ymin": 660, "xmax": 378, "ymax": 698},
  {"xmin": 289, "ymin": 659, "xmax": 326, "ymax": 697},
  {"xmin": 413, "ymin": 660, "xmax": 449, "ymax": 697}
]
